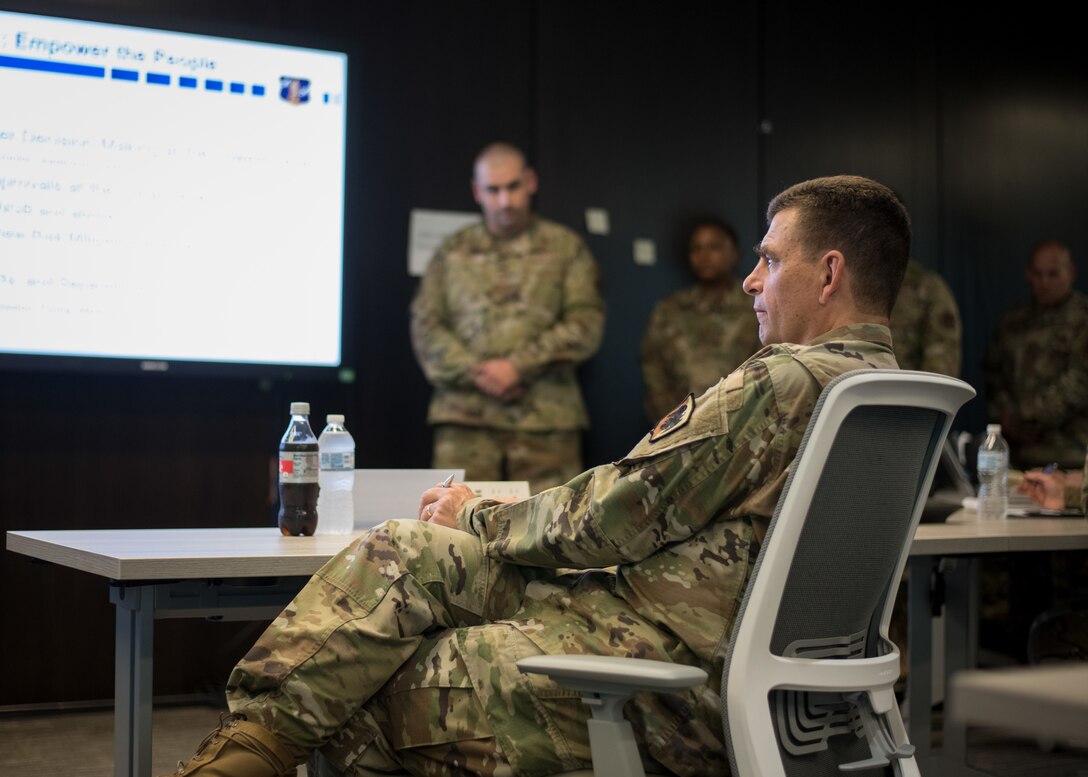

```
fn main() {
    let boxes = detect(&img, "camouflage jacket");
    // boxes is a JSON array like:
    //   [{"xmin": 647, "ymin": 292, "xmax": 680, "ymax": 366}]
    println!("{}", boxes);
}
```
[
  {"xmin": 984, "ymin": 290, "xmax": 1088, "ymax": 468},
  {"xmin": 640, "ymin": 282, "xmax": 762, "ymax": 423},
  {"xmin": 410, "ymin": 218, "xmax": 605, "ymax": 431},
  {"xmin": 889, "ymin": 260, "xmax": 962, "ymax": 377},
  {"xmin": 457, "ymin": 323, "xmax": 898, "ymax": 776}
]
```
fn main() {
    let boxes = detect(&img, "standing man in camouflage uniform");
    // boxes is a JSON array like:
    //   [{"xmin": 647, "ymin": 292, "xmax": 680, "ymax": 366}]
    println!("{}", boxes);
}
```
[
  {"xmin": 985, "ymin": 241, "xmax": 1088, "ymax": 468},
  {"xmin": 166, "ymin": 175, "xmax": 909, "ymax": 777},
  {"xmin": 889, "ymin": 259, "xmax": 962, "ymax": 376},
  {"xmin": 640, "ymin": 216, "xmax": 762, "ymax": 423},
  {"xmin": 410, "ymin": 143, "xmax": 605, "ymax": 493}
]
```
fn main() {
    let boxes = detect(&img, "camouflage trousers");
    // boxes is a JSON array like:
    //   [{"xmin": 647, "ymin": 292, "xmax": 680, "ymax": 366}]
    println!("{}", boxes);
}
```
[
  {"xmin": 226, "ymin": 520, "xmax": 604, "ymax": 776},
  {"xmin": 432, "ymin": 425, "xmax": 582, "ymax": 494}
]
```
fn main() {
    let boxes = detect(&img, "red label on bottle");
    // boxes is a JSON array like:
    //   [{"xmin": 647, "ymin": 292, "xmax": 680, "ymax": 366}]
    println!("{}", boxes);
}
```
[{"xmin": 279, "ymin": 451, "xmax": 318, "ymax": 483}]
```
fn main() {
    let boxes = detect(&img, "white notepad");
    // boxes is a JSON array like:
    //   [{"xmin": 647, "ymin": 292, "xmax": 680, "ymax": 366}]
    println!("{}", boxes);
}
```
[{"xmin": 353, "ymin": 469, "xmax": 464, "ymax": 528}]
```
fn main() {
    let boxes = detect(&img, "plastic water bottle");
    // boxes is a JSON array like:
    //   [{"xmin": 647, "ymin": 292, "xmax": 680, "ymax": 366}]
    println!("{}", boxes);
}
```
[
  {"xmin": 317, "ymin": 414, "xmax": 355, "ymax": 535},
  {"xmin": 976, "ymin": 423, "xmax": 1009, "ymax": 520},
  {"xmin": 278, "ymin": 402, "xmax": 319, "ymax": 536}
]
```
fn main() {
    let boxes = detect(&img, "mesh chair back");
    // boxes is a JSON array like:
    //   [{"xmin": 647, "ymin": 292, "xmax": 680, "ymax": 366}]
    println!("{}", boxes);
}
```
[{"xmin": 721, "ymin": 370, "xmax": 974, "ymax": 777}]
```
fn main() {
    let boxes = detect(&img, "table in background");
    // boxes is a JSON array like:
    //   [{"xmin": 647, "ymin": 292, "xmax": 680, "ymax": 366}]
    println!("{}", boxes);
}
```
[
  {"xmin": 950, "ymin": 663, "xmax": 1088, "ymax": 743},
  {"xmin": 906, "ymin": 511, "xmax": 1088, "ymax": 776}
]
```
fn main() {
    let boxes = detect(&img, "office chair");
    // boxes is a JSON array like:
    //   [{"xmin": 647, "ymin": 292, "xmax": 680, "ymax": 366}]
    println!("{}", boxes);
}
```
[{"xmin": 520, "ymin": 370, "xmax": 974, "ymax": 777}]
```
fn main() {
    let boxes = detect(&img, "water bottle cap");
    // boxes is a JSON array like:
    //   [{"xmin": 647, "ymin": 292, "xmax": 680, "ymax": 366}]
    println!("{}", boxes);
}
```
[
  {"xmin": 986, "ymin": 423, "xmax": 1001, "ymax": 434},
  {"xmin": 327, "ymin": 414, "xmax": 345, "ymax": 424},
  {"xmin": 290, "ymin": 401, "xmax": 310, "ymax": 415}
]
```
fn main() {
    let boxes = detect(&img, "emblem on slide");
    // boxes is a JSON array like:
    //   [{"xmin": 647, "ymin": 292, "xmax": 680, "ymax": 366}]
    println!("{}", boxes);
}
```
[{"xmin": 280, "ymin": 77, "xmax": 310, "ymax": 104}]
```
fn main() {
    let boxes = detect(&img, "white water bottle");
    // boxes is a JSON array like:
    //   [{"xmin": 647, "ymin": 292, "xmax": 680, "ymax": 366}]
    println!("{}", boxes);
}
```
[
  {"xmin": 976, "ymin": 424, "xmax": 1009, "ymax": 520},
  {"xmin": 317, "ymin": 414, "xmax": 355, "ymax": 535}
]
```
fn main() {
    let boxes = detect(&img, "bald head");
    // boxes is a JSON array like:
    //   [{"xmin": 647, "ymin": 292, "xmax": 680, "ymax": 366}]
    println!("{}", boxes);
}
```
[
  {"xmin": 471, "ymin": 143, "xmax": 537, "ymax": 238},
  {"xmin": 473, "ymin": 143, "xmax": 527, "ymax": 178},
  {"xmin": 1027, "ymin": 240, "xmax": 1075, "ymax": 307}
]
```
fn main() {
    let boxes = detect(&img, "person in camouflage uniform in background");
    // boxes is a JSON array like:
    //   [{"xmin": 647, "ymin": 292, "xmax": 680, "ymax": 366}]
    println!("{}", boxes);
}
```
[
  {"xmin": 983, "ymin": 241, "xmax": 1088, "ymax": 663},
  {"xmin": 410, "ymin": 143, "xmax": 605, "ymax": 494},
  {"xmin": 984, "ymin": 240, "xmax": 1088, "ymax": 469},
  {"xmin": 640, "ymin": 216, "xmax": 762, "ymax": 423},
  {"xmin": 165, "ymin": 175, "xmax": 910, "ymax": 777},
  {"xmin": 889, "ymin": 259, "xmax": 962, "ymax": 376}
]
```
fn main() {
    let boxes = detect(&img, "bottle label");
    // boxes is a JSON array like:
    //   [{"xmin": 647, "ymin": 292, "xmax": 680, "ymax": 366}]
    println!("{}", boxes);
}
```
[
  {"xmin": 977, "ymin": 451, "xmax": 1008, "ymax": 471},
  {"xmin": 280, "ymin": 451, "xmax": 319, "ymax": 483},
  {"xmin": 320, "ymin": 451, "xmax": 355, "ymax": 471}
]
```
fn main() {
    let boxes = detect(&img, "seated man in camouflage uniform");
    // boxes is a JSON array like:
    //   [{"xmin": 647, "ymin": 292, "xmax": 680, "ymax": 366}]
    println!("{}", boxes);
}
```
[{"xmin": 167, "ymin": 175, "xmax": 910, "ymax": 777}]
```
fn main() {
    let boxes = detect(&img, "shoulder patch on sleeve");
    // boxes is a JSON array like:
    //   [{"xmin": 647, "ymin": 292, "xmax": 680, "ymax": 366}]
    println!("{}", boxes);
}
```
[{"xmin": 649, "ymin": 393, "xmax": 694, "ymax": 443}]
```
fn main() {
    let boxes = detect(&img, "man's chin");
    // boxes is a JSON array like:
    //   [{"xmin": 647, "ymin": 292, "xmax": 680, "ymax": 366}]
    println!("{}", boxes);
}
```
[{"xmin": 491, "ymin": 216, "xmax": 530, "ymax": 238}]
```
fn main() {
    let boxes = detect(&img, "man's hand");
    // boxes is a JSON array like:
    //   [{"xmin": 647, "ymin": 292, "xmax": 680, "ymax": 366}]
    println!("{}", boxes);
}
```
[
  {"xmin": 1018, "ymin": 468, "xmax": 1066, "ymax": 510},
  {"xmin": 418, "ymin": 482, "xmax": 477, "ymax": 529},
  {"xmin": 472, "ymin": 359, "xmax": 524, "ymax": 402}
]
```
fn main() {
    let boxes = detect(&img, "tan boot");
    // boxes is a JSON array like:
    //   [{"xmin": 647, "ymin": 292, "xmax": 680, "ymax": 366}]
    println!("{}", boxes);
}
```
[{"xmin": 163, "ymin": 713, "xmax": 297, "ymax": 777}]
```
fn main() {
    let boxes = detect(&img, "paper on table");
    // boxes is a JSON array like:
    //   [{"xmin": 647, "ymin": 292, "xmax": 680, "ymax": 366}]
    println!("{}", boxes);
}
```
[{"xmin": 961, "ymin": 495, "xmax": 1084, "ymax": 518}]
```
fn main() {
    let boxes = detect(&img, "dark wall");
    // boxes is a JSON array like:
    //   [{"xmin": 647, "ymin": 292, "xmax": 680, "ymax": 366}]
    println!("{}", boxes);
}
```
[{"xmin": 2, "ymin": 0, "xmax": 1087, "ymax": 706}]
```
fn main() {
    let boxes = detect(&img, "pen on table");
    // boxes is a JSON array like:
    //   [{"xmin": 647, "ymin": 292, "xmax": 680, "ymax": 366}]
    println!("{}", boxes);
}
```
[{"xmin": 441, "ymin": 473, "xmax": 456, "ymax": 488}]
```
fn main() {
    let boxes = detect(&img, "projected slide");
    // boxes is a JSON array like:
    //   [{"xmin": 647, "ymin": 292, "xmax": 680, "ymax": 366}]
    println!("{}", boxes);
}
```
[{"xmin": 0, "ymin": 11, "xmax": 347, "ymax": 367}]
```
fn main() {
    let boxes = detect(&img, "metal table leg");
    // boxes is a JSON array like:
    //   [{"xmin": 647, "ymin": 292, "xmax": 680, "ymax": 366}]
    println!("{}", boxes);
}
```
[{"xmin": 111, "ymin": 584, "xmax": 154, "ymax": 777}]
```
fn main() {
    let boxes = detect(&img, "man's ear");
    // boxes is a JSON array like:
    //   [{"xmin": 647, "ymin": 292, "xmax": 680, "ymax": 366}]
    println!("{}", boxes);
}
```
[
  {"xmin": 818, "ymin": 250, "xmax": 846, "ymax": 305},
  {"xmin": 523, "ymin": 167, "xmax": 539, "ymax": 197}
]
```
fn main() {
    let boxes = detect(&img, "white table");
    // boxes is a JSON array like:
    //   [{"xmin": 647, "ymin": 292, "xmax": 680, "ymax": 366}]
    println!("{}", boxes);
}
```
[
  {"xmin": 906, "ymin": 511, "xmax": 1088, "ymax": 775},
  {"xmin": 6, "ymin": 528, "xmax": 363, "ymax": 777},
  {"xmin": 8, "ymin": 515, "xmax": 1088, "ymax": 777},
  {"xmin": 951, "ymin": 663, "xmax": 1088, "ymax": 743}
]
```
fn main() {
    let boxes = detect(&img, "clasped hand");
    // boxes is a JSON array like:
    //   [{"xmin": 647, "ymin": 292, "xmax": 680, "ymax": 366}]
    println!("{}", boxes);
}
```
[{"xmin": 472, "ymin": 358, "xmax": 524, "ymax": 402}]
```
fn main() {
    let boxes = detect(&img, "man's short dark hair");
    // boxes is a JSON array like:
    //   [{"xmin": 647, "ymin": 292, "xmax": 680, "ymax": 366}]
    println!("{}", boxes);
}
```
[{"xmin": 767, "ymin": 175, "xmax": 911, "ymax": 316}]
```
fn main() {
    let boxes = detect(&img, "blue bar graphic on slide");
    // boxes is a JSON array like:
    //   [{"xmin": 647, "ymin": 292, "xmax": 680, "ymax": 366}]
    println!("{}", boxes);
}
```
[
  {"xmin": 1, "ymin": 55, "xmax": 287, "ymax": 102},
  {"xmin": 0, "ymin": 54, "xmax": 105, "ymax": 78}
]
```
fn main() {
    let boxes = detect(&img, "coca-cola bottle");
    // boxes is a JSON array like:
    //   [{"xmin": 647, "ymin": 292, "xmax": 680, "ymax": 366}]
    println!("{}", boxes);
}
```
[{"xmin": 278, "ymin": 401, "xmax": 319, "ymax": 536}]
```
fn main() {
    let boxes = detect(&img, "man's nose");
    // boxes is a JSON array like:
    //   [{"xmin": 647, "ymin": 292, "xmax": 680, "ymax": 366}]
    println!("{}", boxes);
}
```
[{"xmin": 742, "ymin": 262, "xmax": 762, "ymax": 296}]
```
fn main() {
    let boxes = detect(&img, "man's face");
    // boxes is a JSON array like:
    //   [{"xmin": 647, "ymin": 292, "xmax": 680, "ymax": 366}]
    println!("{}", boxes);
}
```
[
  {"xmin": 743, "ymin": 208, "xmax": 826, "ymax": 345},
  {"xmin": 1027, "ymin": 244, "xmax": 1075, "ymax": 307},
  {"xmin": 472, "ymin": 155, "xmax": 537, "ymax": 239},
  {"xmin": 689, "ymin": 225, "xmax": 738, "ymax": 284}
]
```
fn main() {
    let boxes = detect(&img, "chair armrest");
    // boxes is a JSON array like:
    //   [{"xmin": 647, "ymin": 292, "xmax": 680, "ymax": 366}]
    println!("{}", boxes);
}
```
[
  {"xmin": 517, "ymin": 655, "xmax": 707, "ymax": 697},
  {"xmin": 519, "ymin": 655, "xmax": 707, "ymax": 777}
]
